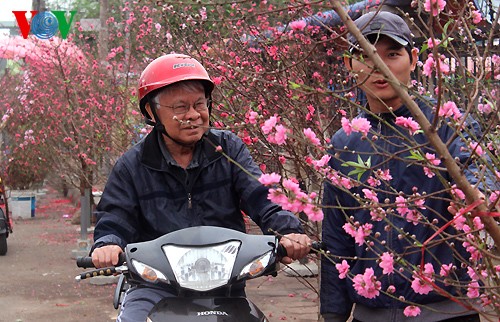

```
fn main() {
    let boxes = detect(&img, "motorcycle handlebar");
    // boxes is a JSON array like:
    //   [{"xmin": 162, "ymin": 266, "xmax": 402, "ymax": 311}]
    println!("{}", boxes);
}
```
[{"xmin": 76, "ymin": 242, "xmax": 326, "ymax": 268}]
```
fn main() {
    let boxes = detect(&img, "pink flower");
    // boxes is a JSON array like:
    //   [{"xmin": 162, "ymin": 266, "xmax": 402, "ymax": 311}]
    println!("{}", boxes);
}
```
[
  {"xmin": 353, "ymin": 268, "xmax": 381, "ymax": 299},
  {"xmin": 268, "ymin": 188, "xmax": 288, "ymax": 206},
  {"xmin": 411, "ymin": 276, "xmax": 433, "ymax": 295},
  {"xmin": 341, "ymin": 117, "xmax": 353, "ymax": 135},
  {"xmin": 440, "ymin": 263, "xmax": 453, "ymax": 277},
  {"xmin": 248, "ymin": 111, "xmax": 259, "ymax": 124},
  {"xmin": 395, "ymin": 116, "xmax": 421, "ymax": 135},
  {"xmin": 422, "ymin": 53, "xmax": 450, "ymax": 76},
  {"xmin": 377, "ymin": 169, "xmax": 392, "ymax": 181},
  {"xmin": 469, "ymin": 142, "xmax": 485, "ymax": 156},
  {"xmin": 396, "ymin": 196, "xmax": 410, "ymax": 216},
  {"xmin": 477, "ymin": 103, "xmax": 492, "ymax": 114},
  {"xmin": 370, "ymin": 207, "xmax": 386, "ymax": 221},
  {"xmin": 438, "ymin": 56, "xmax": 450, "ymax": 74},
  {"xmin": 426, "ymin": 38, "xmax": 441, "ymax": 49},
  {"xmin": 273, "ymin": 125, "xmax": 288, "ymax": 145},
  {"xmin": 351, "ymin": 118, "xmax": 371, "ymax": 136},
  {"xmin": 367, "ymin": 176, "xmax": 381, "ymax": 187},
  {"xmin": 343, "ymin": 223, "xmax": 357, "ymax": 237},
  {"xmin": 423, "ymin": 55, "xmax": 435, "ymax": 76},
  {"xmin": 258, "ymin": 173, "xmax": 281, "ymax": 185},
  {"xmin": 426, "ymin": 153, "xmax": 441, "ymax": 166},
  {"xmin": 411, "ymin": 264, "xmax": 435, "ymax": 295},
  {"xmin": 343, "ymin": 222, "xmax": 373, "ymax": 245},
  {"xmin": 424, "ymin": 0, "xmax": 446, "ymax": 16},
  {"xmin": 342, "ymin": 117, "xmax": 371, "ymax": 137},
  {"xmin": 439, "ymin": 101, "xmax": 462, "ymax": 121},
  {"xmin": 423, "ymin": 167, "xmax": 435, "ymax": 178},
  {"xmin": 379, "ymin": 252, "xmax": 394, "ymax": 275},
  {"xmin": 424, "ymin": 153, "xmax": 441, "ymax": 178},
  {"xmin": 303, "ymin": 204, "xmax": 324, "ymax": 221},
  {"xmin": 467, "ymin": 266, "xmax": 479, "ymax": 280},
  {"xmin": 261, "ymin": 116, "xmax": 278, "ymax": 134},
  {"xmin": 471, "ymin": 10, "xmax": 482, "ymax": 24},
  {"xmin": 362, "ymin": 188, "xmax": 379, "ymax": 203},
  {"xmin": 303, "ymin": 128, "xmax": 321, "ymax": 145},
  {"xmin": 405, "ymin": 209, "xmax": 421, "ymax": 225},
  {"xmin": 354, "ymin": 223, "xmax": 373, "ymax": 246},
  {"xmin": 312, "ymin": 155, "xmax": 331, "ymax": 168},
  {"xmin": 404, "ymin": 306, "xmax": 422, "ymax": 317},
  {"xmin": 452, "ymin": 212, "xmax": 466, "ymax": 230},
  {"xmin": 282, "ymin": 179, "xmax": 301, "ymax": 195},
  {"xmin": 467, "ymin": 281, "xmax": 480, "ymax": 298},
  {"xmin": 489, "ymin": 191, "xmax": 500, "ymax": 204},
  {"xmin": 336, "ymin": 260, "xmax": 350, "ymax": 279},
  {"xmin": 289, "ymin": 20, "xmax": 307, "ymax": 31},
  {"xmin": 451, "ymin": 185, "xmax": 466, "ymax": 200}
]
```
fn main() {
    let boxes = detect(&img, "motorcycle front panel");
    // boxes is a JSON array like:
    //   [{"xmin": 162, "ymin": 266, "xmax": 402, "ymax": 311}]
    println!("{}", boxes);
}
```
[{"xmin": 148, "ymin": 297, "xmax": 268, "ymax": 322}]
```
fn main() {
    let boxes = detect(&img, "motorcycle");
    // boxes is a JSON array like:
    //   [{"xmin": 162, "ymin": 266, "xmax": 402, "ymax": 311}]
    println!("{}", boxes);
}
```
[
  {"xmin": 0, "ymin": 177, "xmax": 13, "ymax": 256},
  {"xmin": 76, "ymin": 226, "xmax": 323, "ymax": 321}
]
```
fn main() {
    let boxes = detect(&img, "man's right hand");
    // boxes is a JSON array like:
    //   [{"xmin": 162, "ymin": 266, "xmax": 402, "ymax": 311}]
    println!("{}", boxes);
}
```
[{"xmin": 91, "ymin": 245, "xmax": 123, "ymax": 268}]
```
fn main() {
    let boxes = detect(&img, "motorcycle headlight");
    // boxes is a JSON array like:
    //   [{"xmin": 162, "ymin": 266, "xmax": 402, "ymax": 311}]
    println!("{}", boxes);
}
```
[
  {"xmin": 163, "ymin": 241, "xmax": 241, "ymax": 291},
  {"xmin": 131, "ymin": 259, "xmax": 168, "ymax": 284},
  {"xmin": 238, "ymin": 251, "xmax": 272, "ymax": 280}
]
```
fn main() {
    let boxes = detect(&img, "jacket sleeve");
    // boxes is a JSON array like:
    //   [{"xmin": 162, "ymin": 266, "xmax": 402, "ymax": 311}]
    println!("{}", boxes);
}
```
[
  {"xmin": 444, "ymin": 114, "xmax": 499, "ymax": 191},
  {"xmin": 320, "ymin": 180, "xmax": 354, "ymax": 319},
  {"xmin": 225, "ymin": 133, "xmax": 303, "ymax": 235},
  {"xmin": 91, "ymin": 158, "xmax": 141, "ymax": 252}
]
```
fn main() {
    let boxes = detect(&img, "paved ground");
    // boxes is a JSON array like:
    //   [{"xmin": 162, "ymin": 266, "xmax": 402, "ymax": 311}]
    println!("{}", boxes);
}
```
[{"xmin": 0, "ymin": 187, "xmax": 321, "ymax": 322}]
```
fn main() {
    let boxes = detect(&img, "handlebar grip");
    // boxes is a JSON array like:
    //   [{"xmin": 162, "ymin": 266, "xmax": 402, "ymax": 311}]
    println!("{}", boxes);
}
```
[
  {"xmin": 277, "ymin": 241, "xmax": 326, "ymax": 259},
  {"xmin": 277, "ymin": 244, "xmax": 287, "ymax": 258},
  {"xmin": 311, "ymin": 241, "xmax": 327, "ymax": 253},
  {"xmin": 76, "ymin": 253, "xmax": 127, "ymax": 268},
  {"xmin": 76, "ymin": 256, "xmax": 95, "ymax": 268}
]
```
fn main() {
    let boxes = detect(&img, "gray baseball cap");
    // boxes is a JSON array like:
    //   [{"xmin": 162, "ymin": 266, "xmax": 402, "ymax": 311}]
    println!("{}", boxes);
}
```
[{"xmin": 348, "ymin": 11, "xmax": 413, "ymax": 51}]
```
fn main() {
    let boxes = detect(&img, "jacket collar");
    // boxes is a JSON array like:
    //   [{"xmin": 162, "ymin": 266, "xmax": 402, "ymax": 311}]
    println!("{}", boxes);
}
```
[
  {"xmin": 361, "ymin": 99, "xmax": 420, "ymax": 122},
  {"xmin": 140, "ymin": 128, "xmax": 221, "ymax": 171}
]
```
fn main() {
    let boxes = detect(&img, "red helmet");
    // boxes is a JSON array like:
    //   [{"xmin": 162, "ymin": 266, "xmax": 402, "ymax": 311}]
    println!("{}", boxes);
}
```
[{"xmin": 138, "ymin": 54, "xmax": 215, "ymax": 119}]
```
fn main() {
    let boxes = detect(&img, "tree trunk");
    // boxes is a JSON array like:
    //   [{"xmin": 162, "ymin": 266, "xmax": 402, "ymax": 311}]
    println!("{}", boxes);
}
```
[
  {"xmin": 98, "ymin": 0, "xmax": 109, "ymax": 63},
  {"xmin": 32, "ymin": 0, "xmax": 46, "ymax": 11}
]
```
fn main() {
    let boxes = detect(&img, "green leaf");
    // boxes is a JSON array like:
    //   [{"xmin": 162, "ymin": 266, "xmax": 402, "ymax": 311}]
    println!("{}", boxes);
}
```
[
  {"xmin": 341, "ymin": 156, "xmax": 371, "ymax": 180},
  {"xmin": 442, "ymin": 20, "xmax": 454, "ymax": 35},
  {"xmin": 406, "ymin": 150, "xmax": 424, "ymax": 161},
  {"xmin": 420, "ymin": 43, "xmax": 429, "ymax": 54}
]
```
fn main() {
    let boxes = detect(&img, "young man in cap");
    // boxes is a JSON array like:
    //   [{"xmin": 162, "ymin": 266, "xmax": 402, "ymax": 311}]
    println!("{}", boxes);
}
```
[{"xmin": 320, "ymin": 11, "xmax": 483, "ymax": 322}]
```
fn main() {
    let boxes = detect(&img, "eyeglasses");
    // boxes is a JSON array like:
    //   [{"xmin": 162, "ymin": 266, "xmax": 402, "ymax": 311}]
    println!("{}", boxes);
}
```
[{"xmin": 155, "ymin": 99, "xmax": 210, "ymax": 115}]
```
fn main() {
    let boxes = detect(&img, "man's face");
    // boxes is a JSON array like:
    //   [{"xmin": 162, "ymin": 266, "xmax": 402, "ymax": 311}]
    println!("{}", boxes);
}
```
[
  {"xmin": 149, "ymin": 85, "xmax": 209, "ymax": 146},
  {"xmin": 346, "ymin": 36, "xmax": 418, "ymax": 112}
]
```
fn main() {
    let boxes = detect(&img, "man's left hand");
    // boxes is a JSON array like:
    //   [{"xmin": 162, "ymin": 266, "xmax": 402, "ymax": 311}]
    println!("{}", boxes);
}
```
[{"xmin": 279, "ymin": 233, "xmax": 311, "ymax": 264}]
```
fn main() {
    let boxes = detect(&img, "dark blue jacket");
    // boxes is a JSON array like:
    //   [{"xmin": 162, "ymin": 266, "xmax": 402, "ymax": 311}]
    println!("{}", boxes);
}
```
[
  {"xmin": 93, "ymin": 128, "xmax": 303, "ymax": 250},
  {"xmin": 320, "ymin": 98, "xmax": 488, "ymax": 317}
]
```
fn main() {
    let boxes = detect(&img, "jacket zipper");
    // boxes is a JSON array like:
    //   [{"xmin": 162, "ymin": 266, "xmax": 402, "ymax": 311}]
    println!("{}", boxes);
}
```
[{"xmin": 187, "ymin": 193, "xmax": 192, "ymax": 209}]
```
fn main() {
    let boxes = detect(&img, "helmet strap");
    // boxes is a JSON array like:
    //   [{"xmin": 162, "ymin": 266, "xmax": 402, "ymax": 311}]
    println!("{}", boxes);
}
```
[{"xmin": 147, "ymin": 97, "xmax": 200, "ymax": 148}]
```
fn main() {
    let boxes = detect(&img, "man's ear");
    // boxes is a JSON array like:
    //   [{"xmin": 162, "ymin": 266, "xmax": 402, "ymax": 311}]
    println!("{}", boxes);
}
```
[
  {"xmin": 410, "ymin": 48, "xmax": 418, "ymax": 72},
  {"xmin": 344, "ymin": 55, "xmax": 352, "ymax": 70}
]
